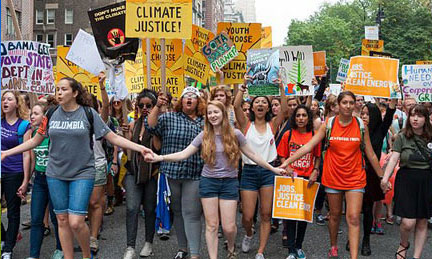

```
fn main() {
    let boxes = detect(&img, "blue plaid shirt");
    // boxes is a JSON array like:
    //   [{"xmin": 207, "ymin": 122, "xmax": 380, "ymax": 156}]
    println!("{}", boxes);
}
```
[{"xmin": 145, "ymin": 112, "xmax": 204, "ymax": 180}]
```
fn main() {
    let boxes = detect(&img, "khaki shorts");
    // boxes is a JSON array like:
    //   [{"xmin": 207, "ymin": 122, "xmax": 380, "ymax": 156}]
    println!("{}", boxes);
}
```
[{"xmin": 94, "ymin": 164, "xmax": 108, "ymax": 186}]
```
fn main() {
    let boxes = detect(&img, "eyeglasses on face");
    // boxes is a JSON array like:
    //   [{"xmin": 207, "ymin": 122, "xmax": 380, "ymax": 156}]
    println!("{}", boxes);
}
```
[{"xmin": 138, "ymin": 103, "xmax": 153, "ymax": 109}]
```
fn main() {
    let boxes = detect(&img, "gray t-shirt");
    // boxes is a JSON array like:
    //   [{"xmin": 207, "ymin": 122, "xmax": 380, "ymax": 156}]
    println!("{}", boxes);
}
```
[
  {"xmin": 191, "ymin": 129, "xmax": 247, "ymax": 178},
  {"xmin": 41, "ymin": 106, "xmax": 111, "ymax": 180}
]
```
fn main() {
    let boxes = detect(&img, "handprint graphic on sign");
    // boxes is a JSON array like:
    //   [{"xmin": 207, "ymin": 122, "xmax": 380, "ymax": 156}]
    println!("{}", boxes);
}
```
[{"xmin": 107, "ymin": 28, "xmax": 125, "ymax": 47}]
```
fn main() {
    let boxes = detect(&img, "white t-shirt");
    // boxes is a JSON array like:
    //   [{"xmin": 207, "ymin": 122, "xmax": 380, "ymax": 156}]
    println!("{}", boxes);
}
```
[{"xmin": 242, "ymin": 122, "xmax": 277, "ymax": 165}]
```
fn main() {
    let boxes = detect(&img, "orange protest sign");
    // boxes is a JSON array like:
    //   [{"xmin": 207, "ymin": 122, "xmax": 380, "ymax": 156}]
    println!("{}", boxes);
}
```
[
  {"xmin": 361, "ymin": 39, "xmax": 384, "ymax": 56},
  {"xmin": 261, "ymin": 26, "xmax": 272, "ymax": 48},
  {"xmin": 272, "ymin": 177, "xmax": 320, "ymax": 223},
  {"xmin": 345, "ymin": 56, "xmax": 401, "ymax": 98},
  {"xmin": 313, "ymin": 51, "xmax": 326, "ymax": 76},
  {"xmin": 416, "ymin": 60, "xmax": 432, "ymax": 65}
]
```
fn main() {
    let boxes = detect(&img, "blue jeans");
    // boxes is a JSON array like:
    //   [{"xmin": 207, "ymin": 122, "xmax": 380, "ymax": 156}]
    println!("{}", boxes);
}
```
[
  {"xmin": 47, "ymin": 177, "xmax": 94, "ymax": 216},
  {"xmin": 30, "ymin": 171, "xmax": 62, "ymax": 258}
]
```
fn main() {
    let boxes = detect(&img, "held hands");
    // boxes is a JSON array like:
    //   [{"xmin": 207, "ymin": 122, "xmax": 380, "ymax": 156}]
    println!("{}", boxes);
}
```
[
  {"xmin": 17, "ymin": 182, "xmax": 28, "ymax": 200},
  {"xmin": 1, "ymin": 151, "xmax": 9, "ymax": 161},
  {"xmin": 144, "ymin": 153, "xmax": 163, "ymax": 163},
  {"xmin": 380, "ymin": 179, "xmax": 392, "ymax": 193},
  {"xmin": 272, "ymin": 167, "xmax": 286, "ymax": 176}
]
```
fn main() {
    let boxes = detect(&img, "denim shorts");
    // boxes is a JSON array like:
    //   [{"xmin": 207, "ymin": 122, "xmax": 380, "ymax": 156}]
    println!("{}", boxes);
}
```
[
  {"xmin": 240, "ymin": 164, "xmax": 275, "ymax": 191},
  {"xmin": 199, "ymin": 177, "xmax": 239, "ymax": 200},
  {"xmin": 46, "ymin": 177, "xmax": 95, "ymax": 216},
  {"xmin": 325, "ymin": 187, "xmax": 365, "ymax": 194},
  {"xmin": 94, "ymin": 164, "xmax": 107, "ymax": 187}
]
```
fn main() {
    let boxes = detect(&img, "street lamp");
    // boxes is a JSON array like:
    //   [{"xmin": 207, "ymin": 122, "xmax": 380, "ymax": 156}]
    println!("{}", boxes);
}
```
[{"xmin": 376, "ymin": 4, "xmax": 385, "ymax": 39}]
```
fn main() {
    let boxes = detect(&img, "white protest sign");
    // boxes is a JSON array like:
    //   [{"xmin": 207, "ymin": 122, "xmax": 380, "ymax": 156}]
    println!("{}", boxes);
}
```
[
  {"xmin": 336, "ymin": 58, "xmax": 350, "ymax": 83},
  {"xmin": 365, "ymin": 26, "xmax": 379, "ymax": 40},
  {"xmin": 66, "ymin": 29, "xmax": 105, "ymax": 76},
  {"xmin": 329, "ymin": 84, "xmax": 342, "ymax": 96},
  {"xmin": 402, "ymin": 64, "xmax": 432, "ymax": 102}
]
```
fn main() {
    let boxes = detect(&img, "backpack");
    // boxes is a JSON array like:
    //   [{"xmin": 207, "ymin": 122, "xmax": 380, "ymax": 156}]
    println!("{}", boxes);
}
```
[
  {"xmin": 45, "ymin": 105, "xmax": 94, "ymax": 149},
  {"xmin": 323, "ymin": 116, "xmax": 366, "ymax": 168},
  {"xmin": 17, "ymin": 119, "xmax": 30, "ymax": 144}
]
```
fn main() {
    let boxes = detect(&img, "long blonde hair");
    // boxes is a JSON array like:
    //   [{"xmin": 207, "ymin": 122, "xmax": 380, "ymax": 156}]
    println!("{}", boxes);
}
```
[
  {"xmin": 1, "ymin": 91, "xmax": 29, "ymax": 120},
  {"xmin": 201, "ymin": 101, "xmax": 240, "ymax": 168}
]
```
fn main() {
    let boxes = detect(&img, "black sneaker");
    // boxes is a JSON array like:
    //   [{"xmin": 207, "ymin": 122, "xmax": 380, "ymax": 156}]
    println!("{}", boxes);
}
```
[
  {"xmin": 316, "ymin": 214, "xmax": 326, "ymax": 226},
  {"xmin": 361, "ymin": 241, "xmax": 371, "ymax": 256},
  {"xmin": 174, "ymin": 250, "xmax": 188, "ymax": 259}
]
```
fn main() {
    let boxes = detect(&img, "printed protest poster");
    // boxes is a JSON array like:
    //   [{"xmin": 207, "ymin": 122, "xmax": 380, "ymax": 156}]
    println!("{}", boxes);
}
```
[
  {"xmin": 402, "ymin": 65, "xmax": 432, "ymax": 102},
  {"xmin": 336, "ymin": 58, "xmax": 349, "ymax": 83},
  {"xmin": 364, "ymin": 26, "xmax": 379, "ymax": 40},
  {"xmin": 202, "ymin": 32, "xmax": 238, "ymax": 73},
  {"xmin": 88, "ymin": 1, "xmax": 139, "ymax": 62},
  {"xmin": 125, "ymin": 0, "xmax": 193, "ymax": 39},
  {"xmin": 246, "ymin": 49, "xmax": 279, "ymax": 95},
  {"xmin": 278, "ymin": 46, "xmax": 314, "ymax": 96},
  {"xmin": 217, "ymin": 22, "xmax": 262, "ymax": 84},
  {"xmin": 261, "ymin": 26, "xmax": 272, "ymax": 48},
  {"xmin": 370, "ymin": 51, "xmax": 392, "ymax": 58},
  {"xmin": 361, "ymin": 39, "xmax": 384, "ymax": 56},
  {"xmin": 416, "ymin": 60, "xmax": 432, "ymax": 65},
  {"xmin": 313, "ymin": 51, "xmax": 326, "ymax": 76},
  {"xmin": 125, "ymin": 41, "xmax": 144, "ymax": 93},
  {"xmin": 184, "ymin": 25, "xmax": 214, "ymax": 84},
  {"xmin": 143, "ymin": 39, "xmax": 185, "ymax": 97},
  {"xmin": 345, "ymin": 56, "xmax": 400, "ymax": 98},
  {"xmin": 272, "ymin": 177, "xmax": 320, "ymax": 223},
  {"xmin": 1, "ymin": 41, "xmax": 55, "ymax": 95}
]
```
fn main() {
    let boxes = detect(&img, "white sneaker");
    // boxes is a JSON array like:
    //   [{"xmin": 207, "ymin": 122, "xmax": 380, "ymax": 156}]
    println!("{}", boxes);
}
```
[
  {"xmin": 140, "ymin": 242, "xmax": 153, "ymax": 257},
  {"xmin": 1, "ymin": 252, "xmax": 12, "ymax": 259},
  {"xmin": 286, "ymin": 254, "xmax": 296, "ymax": 259},
  {"xmin": 255, "ymin": 253, "xmax": 265, "ymax": 259},
  {"xmin": 123, "ymin": 247, "xmax": 137, "ymax": 259},
  {"xmin": 242, "ymin": 235, "xmax": 253, "ymax": 253}
]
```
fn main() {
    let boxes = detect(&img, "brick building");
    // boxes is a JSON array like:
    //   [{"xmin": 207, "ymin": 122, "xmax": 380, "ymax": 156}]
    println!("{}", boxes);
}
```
[
  {"xmin": 202, "ymin": 0, "xmax": 224, "ymax": 33},
  {"xmin": 1, "ymin": 0, "xmax": 34, "ymax": 40}
]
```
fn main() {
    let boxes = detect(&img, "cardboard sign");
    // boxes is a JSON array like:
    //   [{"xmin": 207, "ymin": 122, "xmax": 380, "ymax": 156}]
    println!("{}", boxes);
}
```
[
  {"xmin": 125, "ymin": 41, "xmax": 144, "ymax": 93},
  {"xmin": 402, "ymin": 65, "xmax": 432, "ymax": 102},
  {"xmin": 202, "ymin": 32, "xmax": 238, "ymax": 73},
  {"xmin": 261, "ymin": 26, "xmax": 272, "ymax": 48},
  {"xmin": 416, "ymin": 60, "xmax": 432, "ymax": 65},
  {"xmin": 278, "ymin": 46, "xmax": 314, "ymax": 96},
  {"xmin": 313, "ymin": 51, "xmax": 326, "ymax": 76},
  {"xmin": 246, "ymin": 48, "xmax": 280, "ymax": 96},
  {"xmin": 361, "ymin": 39, "xmax": 384, "ymax": 56},
  {"xmin": 184, "ymin": 25, "xmax": 215, "ymax": 84},
  {"xmin": 66, "ymin": 29, "xmax": 105, "ymax": 76},
  {"xmin": 365, "ymin": 26, "xmax": 379, "ymax": 40},
  {"xmin": 336, "ymin": 58, "xmax": 350, "ymax": 83},
  {"xmin": 143, "ymin": 39, "xmax": 185, "ymax": 97},
  {"xmin": 272, "ymin": 177, "xmax": 320, "ymax": 223},
  {"xmin": 217, "ymin": 22, "xmax": 262, "ymax": 84},
  {"xmin": 125, "ymin": 0, "xmax": 193, "ymax": 39},
  {"xmin": 1, "ymin": 41, "xmax": 55, "ymax": 94},
  {"xmin": 345, "ymin": 56, "xmax": 401, "ymax": 98}
]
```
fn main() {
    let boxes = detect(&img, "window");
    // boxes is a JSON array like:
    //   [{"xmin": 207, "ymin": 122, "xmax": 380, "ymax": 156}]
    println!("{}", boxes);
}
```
[
  {"xmin": 46, "ymin": 9, "xmax": 55, "ymax": 24},
  {"xmin": 6, "ymin": 8, "xmax": 14, "ymax": 35},
  {"xmin": 65, "ymin": 9, "xmax": 73, "ymax": 24},
  {"xmin": 36, "ymin": 10, "xmax": 44, "ymax": 24},
  {"xmin": 64, "ymin": 33, "xmax": 73, "ymax": 46},
  {"xmin": 46, "ymin": 34, "xmax": 55, "ymax": 48},
  {"xmin": 36, "ymin": 34, "xmax": 43, "ymax": 42}
]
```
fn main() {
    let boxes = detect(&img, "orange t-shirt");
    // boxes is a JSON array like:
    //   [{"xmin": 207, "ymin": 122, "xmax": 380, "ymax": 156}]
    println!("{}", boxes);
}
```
[
  {"xmin": 322, "ymin": 116, "xmax": 366, "ymax": 190},
  {"xmin": 277, "ymin": 130, "xmax": 321, "ymax": 177}
]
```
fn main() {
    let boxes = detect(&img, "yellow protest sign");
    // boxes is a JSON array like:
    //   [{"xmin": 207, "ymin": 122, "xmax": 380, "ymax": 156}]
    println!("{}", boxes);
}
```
[
  {"xmin": 416, "ymin": 60, "xmax": 432, "ymax": 65},
  {"xmin": 143, "ymin": 39, "xmax": 185, "ymax": 97},
  {"xmin": 272, "ymin": 177, "xmax": 320, "ymax": 223},
  {"xmin": 361, "ymin": 39, "xmax": 384, "ymax": 56},
  {"xmin": 217, "ymin": 22, "xmax": 262, "ymax": 84},
  {"xmin": 345, "ymin": 56, "xmax": 401, "ymax": 98},
  {"xmin": 184, "ymin": 25, "xmax": 214, "ymax": 84},
  {"xmin": 125, "ymin": 0, "xmax": 192, "ymax": 39},
  {"xmin": 261, "ymin": 26, "xmax": 272, "ymax": 48},
  {"xmin": 125, "ymin": 41, "xmax": 145, "ymax": 93}
]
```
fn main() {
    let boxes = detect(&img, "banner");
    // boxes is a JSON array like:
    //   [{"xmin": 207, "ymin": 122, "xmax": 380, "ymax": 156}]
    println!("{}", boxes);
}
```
[
  {"xmin": 246, "ymin": 49, "xmax": 279, "ymax": 96},
  {"xmin": 125, "ymin": 0, "xmax": 193, "ymax": 39},
  {"xmin": 125, "ymin": 41, "xmax": 144, "ymax": 93},
  {"xmin": 336, "ymin": 58, "xmax": 349, "ymax": 83},
  {"xmin": 370, "ymin": 51, "xmax": 392, "ymax": 58},
  {"xmin": 278, "ymin": 46, "xmax": 314, "ymax": 96},
  {"xmin": 364, "ymin": 26, "xmax": 379, "ymax": 40},
  {"xmin": 416, "ymin": 60, "xmax": 432, "ymax": 65},
  {"xmin": 88, "ymin": 1, "xmax": 139, "ymax": 62},
  {"xmin": 184, "ymin": 25, "xmax": 214, "ymax": 84},
  {"xmin": 202, "ymin": 32, "xmax": 238, "ymax": 73},
  {"xmin": 1, "ymin": 41, "xmax": 55, "ymax": 94},
  {"xmin": 261, "ymin": 26, "xmax": 272, "ymax": 48},
  {"xmin": 272, "ymin": 177, "xmax": 320, "ymax": 223},
  {"xmin": 217, "ymin": 22, "xmax": 262, "ymax": 84},
  {"xmin": 361, "ymin": 39, "xmax": 384, "ymax": 56},
  {"xmin": 143, "ymin": 39, "xmax": 185, "ymax": 98},
  {"xmin": 402, "ymin": 65, "xmax": 432, "ymax": 102},
  {"xmin": 313, "ymin": 51, "xmax": 326, "ymax": 76},
  {"xmin": 345, "ymin": 56, "xmax": 401, "ymax": 98}
]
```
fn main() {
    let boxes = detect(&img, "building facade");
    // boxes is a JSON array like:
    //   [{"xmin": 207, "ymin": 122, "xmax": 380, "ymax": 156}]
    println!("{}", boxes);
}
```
[
  {"xmin": 193, "ymin": 0, "xmax": 204, "ymax": 26},
  {"xmin": 1, "ymin": 0, "xmax": 34, "ymax": 40},
  {"xmin": 202, "ymin": 0, "xmax": 224, "ymax": 33},
  {"xmin": 223, "ymin": 0, "xmax": 244, "ymax": 23},
  {"xmin": 234, "ymin": 0, "xmax": 256, "ymax": 22}
]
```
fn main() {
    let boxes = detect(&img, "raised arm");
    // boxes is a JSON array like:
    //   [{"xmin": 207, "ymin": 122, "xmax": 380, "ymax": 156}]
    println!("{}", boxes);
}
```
[
  {"xmin": 99, "ymin": 72, "xmax": 110, "ymax": 123},
  {"xmin": 148, "ymin": 93, "xmax": 168, "ymax": 128},
  {"xmin": 1, "ymin": 132, "xmax": 44, "ymax": 161},
  {"xmin": 240, "ymin": 143, "xmax": 285, "ymax": 175},
  {"xmin": 364, "ymin": 126, "xmax": 384, "ymax": 177},
  {"xmin": 233, "ymin": 82, "xmax": 249, "ymax": 132},
  {"xmin": 272, "ymin": 79, "xmax": 288, "ymax": 132}
]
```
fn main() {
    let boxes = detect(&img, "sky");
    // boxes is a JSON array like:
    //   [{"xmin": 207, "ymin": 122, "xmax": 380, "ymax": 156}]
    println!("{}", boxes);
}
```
[{"xmin": 255, "ymin": 0, "xmax": 341, "ymax": 46}]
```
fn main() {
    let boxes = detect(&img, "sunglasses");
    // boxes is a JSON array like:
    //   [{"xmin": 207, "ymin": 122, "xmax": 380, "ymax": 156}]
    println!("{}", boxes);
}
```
[
  {"xmin": 183, "ymin": 93, "xmax": 198, "ymax": 99},
  {"xmin": 113, "ymin": 101, "xmax": 121, "ymax": 105},
  {"xmin": 138, "ymin": 103, "xmax": 153, "ymax": 109}
]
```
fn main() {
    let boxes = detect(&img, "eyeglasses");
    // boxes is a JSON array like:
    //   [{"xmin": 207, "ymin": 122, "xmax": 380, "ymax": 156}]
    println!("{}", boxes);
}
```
[
  {"xmin": 183, "ymin": 94, "xmax": 198, "ymax": 99},
  {"xmin": 138, "ymin": 103, "xmax": 153, "ymax": 109},
  {"xmin": 113, "ymin": 101, "xmax": 121, "ymax": 105}
]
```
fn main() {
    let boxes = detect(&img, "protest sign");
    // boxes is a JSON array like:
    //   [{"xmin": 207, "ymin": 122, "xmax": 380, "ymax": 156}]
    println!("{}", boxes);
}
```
[
  {"xmin": 246, "ymin": 49, "xmax": 279, "ymax": 96},
  {"xmin": 365, "ymin": 26, "xmax": 379, "ymax": 40},
  {"xmin": 184, "ymin": 25, "xmax": 214, "ymax": 84},
  {"xmin": 370, "ymin": 51, "xmax": 392, "ymax": 58},
  {"xmin": 261, "ymin": 26, "xmax": 272, "ymax": 48},
  {"xmin": 361, "ymin": 39, "xmax": 384, "ymax": 56},
  {"xmin": 345, "ymin": 56, "xmax": 400, "ymax": 98},
  {"xmin": 202, "ymin": 32, "xmax": 238, "ymax": 73},
  {"xmin": 416, "ymin": 60, "xmax": 432, "ymax": 65},
  {"xmin": 125, "ymin": 0, "xmax": 193, "ymax": 39},
  {"xmin": 278, "ymin": 46, "xmax": 314, "ymax": 96},
  {"xmin": 313, "ymin": 51, "xmax": 326, "ymax": 76},
  {"xmin": 336, "ymin": 58, "xmax": 349, "ymax": 83},
  {"xmin": 402, "ymin": 65, "xmax": 432, "ymax": 102},
  {"xmin": 143, "ymin": 39, "xmax": 185, "ymax": 97},
  {"xmin": 272, "ymin": 177, "xmax": 320, "ymax": 223},
  {"xmin": 125, "ymin": 41, "xmax": 144, "ymax": 93},
  {"xmin": 88, "ymin": 1, "xmax": 139, "ymax": 62},
  {"xmin": 329, "ymin": 84, "xmax": 342, "ymax": 96},
  {"xmin": 1, "ymin": 41, "xmax": 55, "ymax": 94},
  {"xmin": 217, "ymin": 22, "xmax": 262, "ymax": 84},
  {"xmin": 66, "ymin": 29, "xmax": 105, "ymax": 76}
]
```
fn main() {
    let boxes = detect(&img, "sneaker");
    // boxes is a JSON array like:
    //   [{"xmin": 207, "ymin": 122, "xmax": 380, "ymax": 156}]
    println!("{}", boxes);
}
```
[
  {"xmin": 44, "ymin": 226, "xmax": 51, "ymax": 236},
  {"xmin": 370, "ymin": 222, "xmax": 376, "ymax": 234},
  {"xmin": 316, "ymin": 214, "xmax": 326, "ymax": 226},
  {"xmin": 89, "ymin": 236, "xmax": 99, "ymax": 253},
  {"xmin": 51, "ymin": 249, "xmax": 64, "ymax": 259},
  {"xmin": 255, "ymin": 253, "xmax": 265, "ymax": 259},
  {"xmin": 296, "ymin": 248, "xmax": 306, "ymax": 259},
  {"xmin": 242, "ymin": 235, "xmax": 253, "ymax": 253},
  {"xmin": 286, "ymin": 254, "xmax": 296, "ymax": 259},
  {"xmin": 104, "ymin": 206, "xmax": 114, "ymax": 216},
  {"xmin": 327, "ymin": 246, "xmax": 338, "ymax": 259},
  {"xmin": 123, "ymin": 247, "xmax": 137, "ymax": 259},
  {"xmin": 361, "ymin": 240, "xmax": 371, "ymax": 256},
  {"xmin": 386, "ymin": 216, "xmax": 394, "ymax": 225},
  {"xmin": 1, "ymin": 252, "xmax": 12, "ymax": 259},
  {"xmin": 227, "ymin": 248, "xmax": 238, "ymax": 259},
  {"xmin": 140, "ymin": 242, "xmax": 153, "ymax": 257},
  {"xmin": 374, "ymin": 222, "xmax": 384, "ymax": 235},
  {"xmin": 174, "ymin": 250, "xmax": 188, "ymax": 259}
]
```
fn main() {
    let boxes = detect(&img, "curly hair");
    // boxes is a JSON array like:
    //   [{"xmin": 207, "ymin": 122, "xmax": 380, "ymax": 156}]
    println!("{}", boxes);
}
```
[
  {"xmin": 1, "ymin": 90, "xmax": 29, "ymax": 120},
  {"xmin": 210, "ymin": 85, "xmax": 232, "ymax": 107},
  {"xmin": 174, "ymin": 95, "xmax": 206, "ymax": 117},
  {"xmin": 290, "ymin": 105, "xmax": 314, "ymax": 132}
]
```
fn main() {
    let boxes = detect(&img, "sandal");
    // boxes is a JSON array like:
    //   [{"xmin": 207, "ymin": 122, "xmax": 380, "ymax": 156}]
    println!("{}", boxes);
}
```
[{"xmin": 395, "ymin": 242, "xmax": 410, "ymax": 259}]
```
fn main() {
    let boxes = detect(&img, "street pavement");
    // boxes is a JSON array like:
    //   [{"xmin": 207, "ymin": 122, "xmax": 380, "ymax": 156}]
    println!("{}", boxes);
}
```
[{"xmin": 3, "ymin": 202, "xmax": 432, "ymax": 259}]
